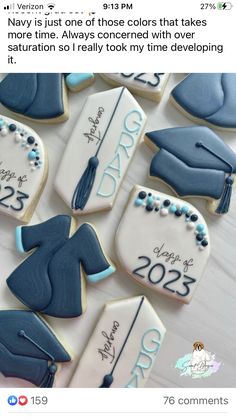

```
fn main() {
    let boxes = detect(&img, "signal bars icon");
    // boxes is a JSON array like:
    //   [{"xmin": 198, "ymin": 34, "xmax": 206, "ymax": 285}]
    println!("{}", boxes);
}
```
[{"xmin": 4, "ymin": 3, "xmax": 14, "ymax": 10}]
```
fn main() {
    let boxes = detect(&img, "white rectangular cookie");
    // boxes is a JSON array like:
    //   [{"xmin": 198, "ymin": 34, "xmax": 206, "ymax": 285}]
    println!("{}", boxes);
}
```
[
  {"xmin": 55, "ymin": 87, "xmax": 146, "ymax": 214},
  {"xmin": 69, "ymin": 296, "xmax": 166, "ymax": 388}
]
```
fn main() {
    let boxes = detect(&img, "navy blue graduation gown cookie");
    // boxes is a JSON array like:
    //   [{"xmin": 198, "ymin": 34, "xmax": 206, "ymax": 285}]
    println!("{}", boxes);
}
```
[
  {"xmin": 0, "ymin": 73, "xmax": 95, "ymax": 123},
  {"xmin": 170, "ymin": 73, "xmax": 236, "ymax": 131},
  {"xmin": 144, "ymin": 126, "xmax": 236, "ymax": 215},
  {"xmin": 6, "ymin": 215, "xmax": 116, "ymax": 318},
  {"xmin": 0, "ymin": 310, "xmax": 71, "ymax": 387}
]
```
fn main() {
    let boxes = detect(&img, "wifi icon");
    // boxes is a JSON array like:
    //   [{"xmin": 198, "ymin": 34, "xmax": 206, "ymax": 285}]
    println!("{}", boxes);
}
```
[{"xmin": 47, "ymin": 3, "xmax": 55, "ymax": 10}]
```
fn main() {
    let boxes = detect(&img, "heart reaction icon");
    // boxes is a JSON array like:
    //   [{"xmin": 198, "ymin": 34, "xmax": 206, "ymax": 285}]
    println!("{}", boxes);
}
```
[{"xmin": 18, "ymin": 395, "xmax": 28, "ymax": 406}]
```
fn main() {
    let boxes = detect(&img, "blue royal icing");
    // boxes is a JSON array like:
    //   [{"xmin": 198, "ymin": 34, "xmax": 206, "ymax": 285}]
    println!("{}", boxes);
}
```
[
  {"xmin": 145, "ymin": 126, "xmax": 236, "ymax": 205},
  {"xmin": 171, "ymin": 73, "xmax": 236, "ymax": 129},
  {"xmin": 0, "ymin": 310, "xmax": 70, "ymax": 387},
  {"xmin": 0, "ymin": 74, "xmax": 64, "ymax": 120},
  {"xmin": 65, "ymin": 73, "xmax": 94, "ymax": 89},
  {"xmin": 7, "ymin": 216, "xmax": 115, "ymax": 318}
]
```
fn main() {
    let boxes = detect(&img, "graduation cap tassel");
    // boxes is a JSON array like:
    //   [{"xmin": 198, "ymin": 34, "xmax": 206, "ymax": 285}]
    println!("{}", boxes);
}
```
[
  {"xmin": 196, "ymin": 141, "xmax": 234, "ymax": 214},
  {"xmin": 99, "ymin": 297, "xmax": 144, "ymax": 388},
  {"xmin": 216, "ymin": 175, "xmax": 234, "ymax": 214},
  {"xmin": 71, "ymin": 87, "xmax": 125, "ymax": 211},
  {"xmin": 40, "ymin": 362, "xmax": 58, "ymax": 388},
  {"xmin": 71, "ymin": 156, "xmax": 99, "ymax": 210},
  {"xmin": 18, "ymin": 329, "xmax": 57, "ymax": 388}
]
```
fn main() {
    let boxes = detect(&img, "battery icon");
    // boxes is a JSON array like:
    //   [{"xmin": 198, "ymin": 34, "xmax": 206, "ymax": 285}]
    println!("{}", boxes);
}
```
[{"xmin": 217, "ymin": 2, "xmax": 233, "ymax": 9}]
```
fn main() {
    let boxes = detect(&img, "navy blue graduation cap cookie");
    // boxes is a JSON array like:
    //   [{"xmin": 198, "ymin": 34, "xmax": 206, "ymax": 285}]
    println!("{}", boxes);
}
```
[
  {"xmin": 0, "ymin": 310, "xmax": 71, "ymax": 387},
  {"xmin": 0, "ymin": 73, "xmax": 94, "ymax": 123},
  {"xmin": 144, "ymin": 126, "xmax": 236, "ymax": 215},
  {"xmin": 6, "ymin": 215, "xmax": 116, "ymax": 318},
  {"xmin": 170, "ymin": 73, "xmax": 236, "ymax": 131}
]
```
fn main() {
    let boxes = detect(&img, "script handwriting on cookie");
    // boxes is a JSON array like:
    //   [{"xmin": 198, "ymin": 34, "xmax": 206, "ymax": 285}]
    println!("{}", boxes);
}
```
[{"xmin": 97, "ymin": 320, "xmax": 119, "ymax": 363}]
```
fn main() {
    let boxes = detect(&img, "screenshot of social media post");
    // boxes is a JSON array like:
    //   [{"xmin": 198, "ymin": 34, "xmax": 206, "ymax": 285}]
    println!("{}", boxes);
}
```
[{"xmin": 0, "ymin": 0, "xmax": 235, "ymax": 418}]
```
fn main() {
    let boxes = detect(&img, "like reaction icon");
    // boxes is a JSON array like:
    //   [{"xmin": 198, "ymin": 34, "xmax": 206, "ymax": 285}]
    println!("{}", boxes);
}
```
[{"xmin": 8, "ymin": 395, "xmax": 18, "ymax": 406}]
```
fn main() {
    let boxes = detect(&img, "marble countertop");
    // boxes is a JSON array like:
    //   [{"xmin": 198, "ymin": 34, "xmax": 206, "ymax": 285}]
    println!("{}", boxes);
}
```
[{"xmin": 0, "ymin": 74, "xmax": 236, "ymax": 388}]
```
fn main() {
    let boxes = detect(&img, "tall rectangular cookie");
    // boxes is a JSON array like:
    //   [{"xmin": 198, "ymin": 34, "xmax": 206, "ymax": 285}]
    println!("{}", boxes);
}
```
[{"xmin": 55, "ymin": 87, "xmax": 146, "ymax": 214}]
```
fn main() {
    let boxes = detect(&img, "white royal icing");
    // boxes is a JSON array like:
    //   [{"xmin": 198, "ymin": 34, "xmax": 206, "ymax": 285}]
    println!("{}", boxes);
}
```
[
  {"xmin": 55, "ymin": 87, "xmax": 146, "ymax": 214},
  {"xmin": 115, "ymin": 186, "xmax": 210, "ymax": 304},
  {"xmin": 69, "ymin": 296, "xmax": 166, "ymax": 388},
  {"xmin": 100, "ymin": 73, "xmax": 170, "ymax": 101},
  {"xmin": 0, "ymin": 115, "xmax": 47, "ymax": 222}
]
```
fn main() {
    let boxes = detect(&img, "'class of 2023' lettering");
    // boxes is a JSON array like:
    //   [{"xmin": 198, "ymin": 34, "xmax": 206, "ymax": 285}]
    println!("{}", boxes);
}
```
[
  {"xmin": 0, "ymin": 185, "xmax": 29, "ymax": 212},
  {"xmin": 132, "ymin": 256, "xmax": 196, "ymax": 297},
  {"xmin": 120, "ymin": 73, "xmax": 164, "ymax": 87}
]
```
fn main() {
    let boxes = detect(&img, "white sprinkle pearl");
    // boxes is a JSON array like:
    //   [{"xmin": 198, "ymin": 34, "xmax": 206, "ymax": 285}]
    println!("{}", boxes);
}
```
[
  {"xmin": 160, "ymin": 208, "xmax": 168, "ymax": 216},
  {"xmin": 1, "ymin": 128, "xmax": 8, "ymax": 137},
  {"xmin": 187, "ymin": 222, "xmax": 195, "ymax": 230},
  {"xmin": 15, "ymin": 132, "xmax": 22, "ymax": 142}
]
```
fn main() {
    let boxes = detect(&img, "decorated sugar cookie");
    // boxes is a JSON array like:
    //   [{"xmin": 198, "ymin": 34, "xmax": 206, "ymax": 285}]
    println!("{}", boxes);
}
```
[
  {"xmin": 55, "ymin": 87, "xmax": 146, "ymax": 214},
  {"xmin": 100, "ymin": 73, "xmax": 169, "ymax": 102},
  {"xmin": 7, "ymin": 215, "xmax": 116, "ymax": 318},
  {"xmin": 170, "ymin": 73, "xmax": 236, "ymax": 131},
  {"xmin": 69, "ymin": 296, "xmax": 166, "ymax": 388},
  {"xmin": 0, "ymin": 115, "xmax": 47, "ymax": 223},
  {"xmin": 0, "ymin": 310, "xmax": 71, "ymax": 387},
  {"xmin": 115, "ymin": 186, "xmax": 210, "ymax": 304},
  {"xmin": 144, "ymin": 126, "xmax": 236, "ymax": 215},
  {"xmin": 0, "ymin": 73, "xmax": 95, "ymax": 123}
]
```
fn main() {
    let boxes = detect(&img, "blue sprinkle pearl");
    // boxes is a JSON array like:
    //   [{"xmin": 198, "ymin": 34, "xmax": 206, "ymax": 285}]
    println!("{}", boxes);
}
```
[
  {"xmin": 138, "ymin": 191, "xmax": 146, "ymax": 200},
  {"xmin": 181, "ymin": 205, "xmax": 189, "ymax": 214},
  {"xmin": 135, "ymin": 198, "xmax": 143, "ymax": 206},
  {"xmin": 146, "ymin": 205, "xmax": 153, "ymax": 212},
  {"xmin": 147, "ymin": 196, "xmax": 154, "ymax": 205},
  {"xmin": 28, "ymin": 151, "xmax": 37, "ymax": 160},
  {"xmin": 27, "ymin": 136, "xmax": 35, "ymax": 145},
  {"xmin": 190, "ymin": 214, "xmax": 198, "ymax": 222},
  {"xmin": 169, "ymin": 204, "xmax": 177, "ymax": 213},
  {"xmin": 196, "ymin": 234, "xmax": 204, "ymax": 241},
  {"xmin": 9, "ymin": 123, "xmax": 17, "ymax": 132},
  {"xmin": 201, "ymin": 239, "xmax": 208, "ymax": 247},
  {"xmin": 163, "ymin": 199, "xmax": 171, "ymax": 207},
  {"xmin": 0, "ymin": 119, "xmax": 4, "ymax": 128},
  {"xmin": 196, "ymin": 224, "xmax": 205, "ymax": 232},
  {"xmin": 175, "ymin": 210, "xmax": 182, "ymax": 217}
]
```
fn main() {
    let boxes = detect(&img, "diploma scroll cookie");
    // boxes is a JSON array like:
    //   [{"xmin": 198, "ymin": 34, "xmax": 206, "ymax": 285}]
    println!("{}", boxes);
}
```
[
  {"xmin": 6, "ymin": 215, "xmax": 116, "ymax": 318},
  {"xmin": 100, "ymin": 73, "xmax": 169, "ymax": 102},
  {"xmin": 115, "ymin": 186, "xmax": 210, "ymax": 304},
  {"xmin": 55, "ymin": 87, "xmax": 147, "ymax": 214},
  {"xmin": 0, "ymin": 115, "xmax": 48, "ymax": 223},
  {"xmin": 69, "ymin": 296, "xmax": 166, "ymax": 388},
  {"xmin": 144, "ymin": 126, "xmax": 236, "ymax": 215}
]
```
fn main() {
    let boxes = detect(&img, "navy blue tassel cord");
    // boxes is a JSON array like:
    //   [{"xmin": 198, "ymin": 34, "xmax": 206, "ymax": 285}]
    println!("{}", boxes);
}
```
[
  {"xmin": 196, "ymin": 141, "xmax": 234, "ymax": 214},
  {"xmin": 18, "ymin": 329, "xmax": 57, "ymax": 388},
  {"xmin": 71, "ymin": 87, "xmax": 126, "ymax": 211},
  {"xmin": 99, "ymin": 296, "xmax": 145, "ymax": 388}
]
